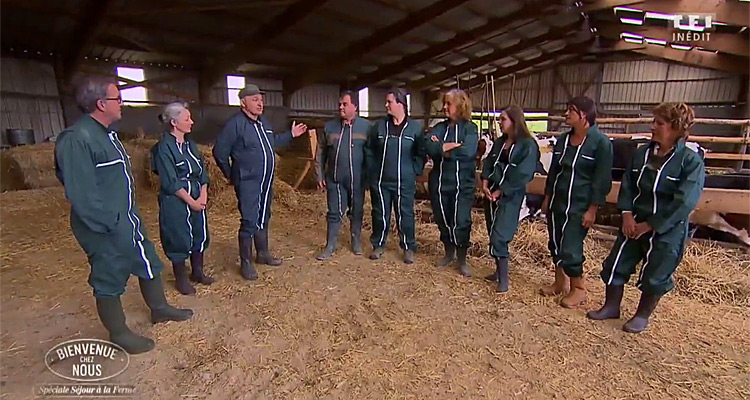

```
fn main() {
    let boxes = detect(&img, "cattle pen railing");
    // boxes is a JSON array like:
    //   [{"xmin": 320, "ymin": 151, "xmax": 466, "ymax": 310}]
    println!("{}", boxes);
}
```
[{"xmin": 417, "ymin": 115, "xmax": 750, "ymax": 216}]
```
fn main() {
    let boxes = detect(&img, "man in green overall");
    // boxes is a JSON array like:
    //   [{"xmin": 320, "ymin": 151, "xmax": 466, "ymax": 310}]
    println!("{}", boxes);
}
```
[{"xmin": 54, "ymin": 76, "xmax": 193, "ymax": 354}]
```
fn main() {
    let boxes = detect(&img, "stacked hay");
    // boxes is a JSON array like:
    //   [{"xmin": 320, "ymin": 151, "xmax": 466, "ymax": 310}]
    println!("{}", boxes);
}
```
[{"xmin": 0, "ymin": 143, "xmax": 58, "ymax": 191}]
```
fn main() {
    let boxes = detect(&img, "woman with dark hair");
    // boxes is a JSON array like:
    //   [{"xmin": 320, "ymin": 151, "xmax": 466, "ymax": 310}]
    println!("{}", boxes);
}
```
[
  {"xmin": 151, "ymin": 102, "xmax": 213, "ymax": 295},
  {"xmin": 365, "ymin": 88, "xmax": 426, "ymax": 264},
  {"xmin": 588, "ymin": 102, "xmax": 704, "ymax": 333},
  {"xmin": 425, "ymin": 89, "xmax": 479, "ymax": 276},
  {"xmin": 540, "ymin": 96, "xmax": 613, "ymax": 308},
  {"xmin": 481, "ymin": 105, "xmax": 540, "ymax": 292}
]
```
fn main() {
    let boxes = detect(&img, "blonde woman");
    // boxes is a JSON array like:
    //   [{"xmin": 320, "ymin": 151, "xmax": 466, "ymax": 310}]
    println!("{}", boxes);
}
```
[
  {"xmin": 588, "ymin": 102, "xmax": 705, "ymax": 333},
  {"xmin": 425, "ymin": 89, "xmax": 479, "ymax": 276}
]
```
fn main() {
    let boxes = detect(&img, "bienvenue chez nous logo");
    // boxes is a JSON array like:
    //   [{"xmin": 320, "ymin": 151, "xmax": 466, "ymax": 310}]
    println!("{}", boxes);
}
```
[{"xmin": 37, "ymin": 339, "xmax": 136, "ymax": 397}]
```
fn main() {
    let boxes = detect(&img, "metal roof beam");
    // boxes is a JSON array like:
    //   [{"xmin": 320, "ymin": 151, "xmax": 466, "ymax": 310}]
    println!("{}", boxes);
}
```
[
  {"xmin": 440, "ymin": 40, "xmax": 595, "ymax": 92},
  {"xmin": 287, "ymin": 0, "xmax": 471, "ymax": 91},
  {"xmin": 202, "ymin": 0, "xmax": 330, "ymax": 86},
  {"xmin": 61, "ymin": 0, "xmax": 116, "ymax": 82},
  {"xmin": 409, "ymin": 20, "xmax": 584, "ymax": 91}
]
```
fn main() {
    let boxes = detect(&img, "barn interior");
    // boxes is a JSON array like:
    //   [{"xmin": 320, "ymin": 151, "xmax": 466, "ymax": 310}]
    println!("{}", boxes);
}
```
[{"xmin": 1, "ymin": 0, "xmax": 749, "ymax": 399}]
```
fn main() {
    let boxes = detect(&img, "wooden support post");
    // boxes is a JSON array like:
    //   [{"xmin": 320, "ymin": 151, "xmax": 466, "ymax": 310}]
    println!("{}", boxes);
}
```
[
  {"xmin": 197, "ymin": 70, "xmax": 213, "ymax": 105},
  {"xmin": 293, "ymin": 129, "xmax": 317, "ymax": 190}
]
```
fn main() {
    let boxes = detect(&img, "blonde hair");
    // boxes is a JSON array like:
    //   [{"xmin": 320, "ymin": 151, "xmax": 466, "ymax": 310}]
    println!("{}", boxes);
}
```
[
  {"xmin": 441, "ymin": 89, "xmax": 472, "ymax": 121},
  {"xmin": 653, "ymin": 102, "xmax": 695, "ymax": 139}
]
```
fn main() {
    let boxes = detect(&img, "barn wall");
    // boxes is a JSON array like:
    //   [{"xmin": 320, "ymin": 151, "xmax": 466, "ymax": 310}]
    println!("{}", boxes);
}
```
[{"xmin": 0, "ymin": 58, "xmax": 65, "ymax": 146}]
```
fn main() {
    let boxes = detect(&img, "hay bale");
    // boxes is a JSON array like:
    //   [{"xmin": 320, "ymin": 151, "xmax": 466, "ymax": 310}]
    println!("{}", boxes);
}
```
[{"xmin": 0, "ymin": 143, "xmax": 59, "ymax": 191}]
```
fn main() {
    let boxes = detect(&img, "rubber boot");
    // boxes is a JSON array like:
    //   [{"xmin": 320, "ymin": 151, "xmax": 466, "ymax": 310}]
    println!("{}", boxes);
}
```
[
  {"xmin": 316, "ymin": 222, "xmax": 341, "ymax": 261},
  {"xmin": 369, "ymin": 247, "xmax": 385, "ymax": 260},
  {"xmin": 560, "ymin": 276, "xmax": 587, "ymax": 308},
  {"xmin": 239, "ymin": 236, "xmax": 258, "ymax": 280},
  {"xmin": 586, "ymin": 285, "xmax": 624, "ymax": 320},
  {"xmin": 172, "ymin": 260, "xmax": 195, "ymax": 295},
  {"xmin": 539, "ymin": 265, "xmax": 569, "ymax": 296},
  {"xmin": 484, "ymin": 271, "xmax": 498, "ymax": 282},
  {"xmin": 496, "ymin": 257, "xmax": 509, "ymax": 293},
  {"xmin": 436, "ymin": 242, "xmax": 456, "ymax": 267},
  {"xmin": 351, "ymin": 219, "xmax": 363, "ymax": 255},
  {"xmin": 95, "ymin": 296, "xmax": 154, "ymax": 354},
  {"xmin": 189, "ymin": 251, "xmax": 214, "ymax": 285},
  {"xmin": 138, "ymin": 275, "xmax": 193, "ymax": 324},
  {"xmin": 623, "ymin": 293, "xmax": 662, "ymax": 333},
  {"xmin": 457, "ymin": 247, "xmax": 471, "ymax": 277},
  {"xmin": 404, "ymin": 249, "xmax": 415, "ymax": 264},
  {"xmin": 254, "ymin": 228, "xmax": 282, "ymax": 266}
]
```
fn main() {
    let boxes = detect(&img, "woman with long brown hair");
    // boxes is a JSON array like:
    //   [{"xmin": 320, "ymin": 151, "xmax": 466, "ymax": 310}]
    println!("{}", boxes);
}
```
[
  {"xmin": 481, "ymin": 105, "xmax": 540, "ymax": 292},
  {"xmin": 588, "ymin": 102, "xmax": 705, "ymax": 333},
  {"xmin": 425, "ymin": 89, "xmax": 479, "ymax": 276}
]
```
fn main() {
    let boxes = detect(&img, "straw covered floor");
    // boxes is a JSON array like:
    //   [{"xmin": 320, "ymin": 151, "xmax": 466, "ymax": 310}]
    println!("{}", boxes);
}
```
[{"xmin": 1, "ymin": 143, "xmax": 749, "ymax": 399}]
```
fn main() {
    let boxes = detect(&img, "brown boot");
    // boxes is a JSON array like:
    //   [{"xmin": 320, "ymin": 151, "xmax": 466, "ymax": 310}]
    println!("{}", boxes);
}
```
[
  {"xmin": 560, "ymin": 277, "xmax": 587, "ymax": 308},
  {"xmin": 539, "ymin": 265, "xmax": 569, "ymax": 296}
]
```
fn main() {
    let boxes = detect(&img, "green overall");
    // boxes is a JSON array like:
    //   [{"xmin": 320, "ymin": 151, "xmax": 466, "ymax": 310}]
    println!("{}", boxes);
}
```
[
  {"xmin": 545, "ymin": 126, "xmax": 613, "ymax": 277},
  {"xmin": 425, "ymin": 119, "xmax": 479, "ymax": 249},
  {"xmin": 315, "ymin": 117, "xmax": 371, "ymax": 226},
  {"xmin": 601, "ymin": 140, "xmax": 705, "ymax": 295},
  {"xmin": 481, "ymin": 136, "xmax": 540, "ymax": 258},
  {"xmin": 364, "ymin": 116, "xmax": 426, "ymax": 251},
  {"xmin": 54, "ymin": 115, "xmax": 164, "ymax": 297},
  {"xmin": 151, "ymin": 133, "xmax": 210, "ymax": 263}
]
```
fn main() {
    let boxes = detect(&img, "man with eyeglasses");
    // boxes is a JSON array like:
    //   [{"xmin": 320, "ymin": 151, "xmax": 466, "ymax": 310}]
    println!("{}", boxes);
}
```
[{"xmin": 54, "ymin": 76, "xmax": 193, "ymax": 355}]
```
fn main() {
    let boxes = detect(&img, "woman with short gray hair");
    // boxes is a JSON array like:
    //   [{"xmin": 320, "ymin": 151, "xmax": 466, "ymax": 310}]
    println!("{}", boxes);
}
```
[{"xmin": 151, "ymin": 102, "xmax": 213, "ymax": 294}]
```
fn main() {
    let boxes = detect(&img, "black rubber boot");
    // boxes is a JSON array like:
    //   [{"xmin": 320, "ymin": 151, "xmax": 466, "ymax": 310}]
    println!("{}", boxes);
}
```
[
  {"xmin": 172, "ymin": 260, "xmax": 195, "ymax": 295},
  {"xmin": 316, "ymin": 222, "xmax": 341, "ymax": 261},
  {"xmin": 586, "ymin": 285, "xmax": 624, "ymax": 320},
  {"xmin": 484, "ymin": 272, "xmax": 498, "ymax": 282},
  {"xmin": 254, "ymin": 228, "xmax": 282, "ymax": 266},
  {"xmin": 239, "ymin": 236, "xmax": 258, "ymax": 280},
  {"xmin": 189, "ymin": 251, "xmax": 214, "ymax": 285},
  {"xmin": 436, "ymin": 242, "xmax": 456, "ymax": 267},
  {"xmin": 623, "ymin": 293, "xmax": 662, "ymax": 333},
  {"xmin": 351, "ymin": 219, "xmax": 363, "ymax": 256},
  {"xmin": 404, "ymin": 249, "xmax": 415, "ymax": 264},
  {"xmin": 95, "ymin": 297, "xmax": 154, "ymax": 355},
  {"xmin": 457, "ymin": 247, "xmax": 471, "ymax": 277},
  {"xmin": 369, "ymin": 247, "xmax": 385, "ymax": 260},
  {"xmin": 138, "ymin": 275, "xmax": 193, "ymax": 324},
  {"xmin": 496, "ymin": 257, "xmax": 509, "ymax": 293}
]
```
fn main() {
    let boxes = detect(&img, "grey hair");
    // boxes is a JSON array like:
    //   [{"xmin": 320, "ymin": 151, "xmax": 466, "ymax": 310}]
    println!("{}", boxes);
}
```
[
  {"xmin": 158, "ymin": 102, "xmax": 189, "ymax": 128},
  {"xmin": 74, "ymin": 75, "xmax": 117, "ymax": 113}
]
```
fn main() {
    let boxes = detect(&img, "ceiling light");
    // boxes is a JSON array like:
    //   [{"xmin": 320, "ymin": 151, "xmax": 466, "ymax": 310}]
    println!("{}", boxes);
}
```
[
  {"xmin": 670, "ymin": 43, "xmax": 693, "ymax": 50},
  {"xmin": 614, "ymin": 6, "xmax": 643, "ymax": 13},
  {"xmin": 621, "ymin": 32, "xmax": 644, "ymax": 40},
  {"xmin": 644, "ymin": 12, "xmax": 675, "ymax": 21},
  {"xmin": 620, "ymin": 17, "xmax": 644, "ymax": 25},
  {"xmin": 645, "ymin": 37, "xmax": 667, "ymax": 45},
  {"xmin": 623, "ymin": 37, "xmax": 644, "ymax": 44}
]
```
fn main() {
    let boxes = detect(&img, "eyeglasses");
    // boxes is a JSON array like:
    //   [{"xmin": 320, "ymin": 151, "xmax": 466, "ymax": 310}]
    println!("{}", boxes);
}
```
[{"xmin": 103, "ymin": 97, "xmax": 122, "ymax": 104}]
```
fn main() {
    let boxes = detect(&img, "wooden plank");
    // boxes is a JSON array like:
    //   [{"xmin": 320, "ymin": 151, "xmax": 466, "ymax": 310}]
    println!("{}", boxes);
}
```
[
  {"xmin": 537, "ymin": 131, "xmax": 750, "ymax": 144},
  {"xmin": 704, "ymin": 153, "xmax": 750, "ymax": 161},
  {"xmin": 419, "ymin": 168, "xmax": 750, "ymax": 214},
  {"xmin": 547, "ymin": 116, "xmax": 750, "ymax": 126}
]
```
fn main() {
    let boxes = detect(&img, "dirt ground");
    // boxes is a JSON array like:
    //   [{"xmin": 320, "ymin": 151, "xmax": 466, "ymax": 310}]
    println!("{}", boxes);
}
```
[{"xmin": 1, "ymin": 183, "xmax": 749, "ymax": 400}]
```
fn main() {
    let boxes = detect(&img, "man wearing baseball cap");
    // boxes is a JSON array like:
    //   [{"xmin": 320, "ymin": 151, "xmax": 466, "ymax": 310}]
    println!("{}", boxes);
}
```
[{"xmin": 213, "ymin": 84, "xmax": 307, "ymax": 280}]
